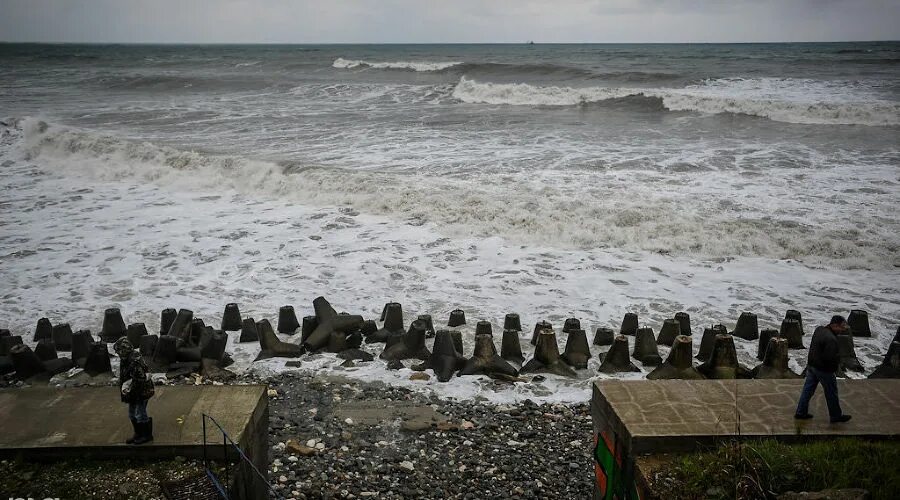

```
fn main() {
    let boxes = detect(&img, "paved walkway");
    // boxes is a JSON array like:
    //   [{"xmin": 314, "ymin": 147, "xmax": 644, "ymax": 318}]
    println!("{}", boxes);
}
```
[
  {"xmin": 592, "ymin": 379, "xmax": 900, "ymax": 453},
  {"xmin": 0, "ymin": 385, "xmax": 267, "ymax": 459}
]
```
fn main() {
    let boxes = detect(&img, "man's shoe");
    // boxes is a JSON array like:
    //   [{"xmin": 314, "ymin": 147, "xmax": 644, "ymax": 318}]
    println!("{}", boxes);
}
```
[
  {"xmin": 794, "ymin": 413, "xmax": 813, "ymax": 420},
  {"xmin": 830, "ymin": 415, "xmax": 852, "ymax": 423},
  {"xmin": 126, "ymin": 418, "xmax": 140, "ymax": 444}
]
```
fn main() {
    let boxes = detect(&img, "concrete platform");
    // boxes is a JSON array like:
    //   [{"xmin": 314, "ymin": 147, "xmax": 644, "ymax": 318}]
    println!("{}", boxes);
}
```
[
  {"xmin": 0, "ymin": 385, "xmax": 269, "ymax": 499},
  {"xmin": 591, "ymin": 379, "xmax": 900, "ymax": 454}
]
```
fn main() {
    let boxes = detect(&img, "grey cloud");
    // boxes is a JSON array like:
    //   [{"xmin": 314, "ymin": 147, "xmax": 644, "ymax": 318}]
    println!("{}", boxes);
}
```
[{"xmin": 0, "ymin": 0, "xmax": 897, "ymax": 43}]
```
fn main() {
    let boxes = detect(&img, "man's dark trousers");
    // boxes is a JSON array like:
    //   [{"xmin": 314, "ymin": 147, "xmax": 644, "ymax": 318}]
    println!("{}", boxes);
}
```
[{"xmin": 796, "ymin": 366, "xmax": 843, "ymax": 420}]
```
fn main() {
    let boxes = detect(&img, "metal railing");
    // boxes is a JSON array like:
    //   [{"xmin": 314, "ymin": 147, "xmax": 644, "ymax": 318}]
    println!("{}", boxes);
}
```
[{"xmin": 201, "ymin": 413, "xmax": 279, "ymax": 500}]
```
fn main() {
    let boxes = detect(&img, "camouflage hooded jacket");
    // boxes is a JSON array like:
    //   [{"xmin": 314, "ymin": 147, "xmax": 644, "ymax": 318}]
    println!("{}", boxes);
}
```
[{"xmin": 119, "ymin": 351, "xmax": 155, "ymax": 403}]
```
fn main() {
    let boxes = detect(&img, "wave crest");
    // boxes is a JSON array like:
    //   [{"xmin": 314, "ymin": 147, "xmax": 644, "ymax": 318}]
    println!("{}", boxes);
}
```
[
  {"xmin": 333, "ymin": 57, "xmax": 461, "ymax": 72},
  {"xmin": 451, "ymin": 77, "xmax": 900, "ymax": 126}
]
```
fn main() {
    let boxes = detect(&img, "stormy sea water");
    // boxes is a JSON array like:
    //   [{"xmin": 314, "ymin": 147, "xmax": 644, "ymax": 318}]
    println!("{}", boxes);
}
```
[{"xmin": 1, "ymin": 43, "xmax": 898, "ymax": 402}]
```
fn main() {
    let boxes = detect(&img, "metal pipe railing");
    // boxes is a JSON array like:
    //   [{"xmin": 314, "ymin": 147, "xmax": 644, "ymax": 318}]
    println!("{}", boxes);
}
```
[{"xmin": 201, "ymin": 412, "xmax": 279, "ymax": 499}]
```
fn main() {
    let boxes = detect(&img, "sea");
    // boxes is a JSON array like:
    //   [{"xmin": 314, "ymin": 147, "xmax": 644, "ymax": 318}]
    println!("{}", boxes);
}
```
[{"xmin": 1, "ymin": 42, "xmax": 898, "ymax": 402}]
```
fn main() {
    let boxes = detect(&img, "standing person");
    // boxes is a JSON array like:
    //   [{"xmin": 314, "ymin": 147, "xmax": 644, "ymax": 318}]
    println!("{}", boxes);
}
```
[
  {"xmin": 114, "ymin": 338, "xmax": 155, "ymax": 444},
  {"xmin": 795, "ymin": 315, "xmax": 852, "ymax": 423}
]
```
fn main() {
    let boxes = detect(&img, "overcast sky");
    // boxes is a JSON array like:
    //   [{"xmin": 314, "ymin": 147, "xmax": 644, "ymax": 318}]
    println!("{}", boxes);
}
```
[{"xmin": 1, "ymin": 0, "xmax": 898, "ymax": 44}]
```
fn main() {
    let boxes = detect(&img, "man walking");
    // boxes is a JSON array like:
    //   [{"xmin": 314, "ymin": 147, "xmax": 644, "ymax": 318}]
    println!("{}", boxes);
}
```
[{"xmin": 795, "ymin": 315, "xmax": 852, "ymax": 423}]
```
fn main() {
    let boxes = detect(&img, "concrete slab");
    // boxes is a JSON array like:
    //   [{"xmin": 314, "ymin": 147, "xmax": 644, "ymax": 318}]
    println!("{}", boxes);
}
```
[
  {"xmin": 0, "ymin": 385, "xmax": 267, "ymax": 460},
  {"xmin": 592, "ymin": 379, "xmax": 900, "ymax": 454}
]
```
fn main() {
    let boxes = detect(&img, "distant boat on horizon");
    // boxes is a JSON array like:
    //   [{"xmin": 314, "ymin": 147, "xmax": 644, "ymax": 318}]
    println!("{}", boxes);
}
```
[{"xmin": 527, "ymin": 40, "xmax": 535, "ymax": 45}]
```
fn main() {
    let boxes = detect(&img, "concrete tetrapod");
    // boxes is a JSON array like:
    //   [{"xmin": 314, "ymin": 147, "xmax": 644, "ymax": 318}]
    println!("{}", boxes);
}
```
[
  {"xmin": 0, "ymin": 335, "xmax": 23, "ymax": 356},
  {"xmin": 697, "ymin": 334, "xmax": 751, "ymax": 379},
  {"xmin": 620, "ymin": 313, "xmax": 638, "ymax": 336},
  {"xmin": 732, "ymin": 312, "xmax": 759, "ymax": 341},
  {"xmin": 632, "ymin": 327, "xmax": 662, "ymax": 366},
  {"xmin": 255, "ymin": 319, "xmax": 304, "ymax": 361},
  {"xmin": 71, "ymin": 330, "xmax": 94, "ymax": 366},
  {"xmin": 780, "ymin": 318, "xmax": 805, "ymax": 349},
  {"xmin": 167, "ymin": 309, "xmax": 194, "ymax": 343},
  {"xmin": 475, "ymin": 321, "xmax": 493, "ymax": 336},
  {"xmin": 139, "ymin": 335, "xmax": 158, "ymax": 357},
  {"xmin": 869, "ymin": 341, "xmax": 900, "ymax": 379},
  {"xmin": 504, "ymin": 313, "xmax": 522, "ymax": 332},
  {"xmin": 221, "ymin": 303, "xmax": 242, "ymax": 331},
  {"xmin": 598, "ymin": 335, "xmax": 640, "ymax": 374},
  {"xmin": 562, "ymin": 329, "xmax": 591, "ymax": 369},
  {"xmin": 448, "ymin": 309, "xmax": 466, "ymax": 327},
  {"xmin": 784, "ymin": 310, "xmax": 804, "ymax": 334},
  {"xmin": 696, "ymin": 325, "xmax": 727, "ymax": 362},
  {"xmin": 751, "ymin": 337, "xmax": 800, "ymax": 379},
  {"xmin": 417, "ymin": 315, "xmax": 435, "ymax": 338},
  {"xmin": 836, "ymin": 333, "xmax": 864, "ymax": 373},
  {"xmin": 10, "ymin": 344, "xmax": 48, "ymax": 380},
  {"xmin": 52, "ymin": 323, "xmax": 73, "ymax": 351},
  {"xmin": 84, "ymin": 342, "xmax": 112, "ymax": 376},
  {"xmin": 647, "ymin": 335, "xmax": 704, "ymax": 380},
  {"xmin": 200, "ymin": 331, "xmax": 227, "ymax": 362},
  {"xmin": 34, "ymin": 339, "xmax": 58, "ymax": 361},
  {"xmin": 457, "ymin": 333, "xmax": 518, "ymax": 379},
  {"xmin": 150, "ymin": 335, "xmax": 179, "ymax": 371},
  {"xmin": 278, "ymin": 305, "xmax": 301, "ymax": 334},
  {"xmin": 847, "ymin": 310, "xmax": 872, "ymax": 337},
  {"xmin": 380, "ymin": 319, "xmax": 431, "ymax": 362},
  {"xmin": 530, "ymin": 320, "xmax": 552, "ymax": 346},
  {"xmin": 563, "ymin": 318, "xmax": 581, "ymax": 334},
  {"xmin": 100, "ymin": 308, "xmax": 127, "ymax": 342},
  {"xmin": 656, "ymin": 319, "xmax": 681, "ymax": 347},
  {"xmin": 43, "ymin": 357, "xmax": 73, "ymax": 377},
  {"xmin": 239, "ymin": 318, "xmax": 259, "ymax": 343},
  {"xmin": 674, "ymin": 312, "xmax": 692, "ymax": 337},
  {"xmin": 522, "ymin": 329, "xmax": 577, "ymax": 378},
  {"xmin": 34, "ymin": 317, "xmax": 53, "ymax": 342},
  {"xmin": 593, "ymin": 327, "xmax": 615, "ymax": 347},
  {"xmin": 415, "ymin": 329, "xmax": 465, "ymax": 382},
  {"xmin": 368, "ymin": 303, "xmax": 404, "ymax": 344},
  {"xmin": 451, "ymin": 330, "xmax": 464, "ymax": 358},
  {"xmin": 188, "ymin": 319, "xmax": 207, "ymax": 347},
  {"xmin": 126, "ymin": 323, "xmax": 148, "ymax": 348},
  {"xmin": 500, "ymin": 329, "xmax": 525, "ymax": 365},
  {"xmin": 757, "ymin": 329, "xmax": 778, "ymax": 361},
  {"xmin": 893, "ymin": 325, "xmax": 899, "ymax": 344},
  {"xmin": 301, "ymin": 316, "xmax": 318, "ymax": 344},
  {"xmin": 160, "ymin": 308, "xmax": 177, "ymax": 335},
  {"xmin": 303, "ymin": 297, "xmax": 364, "ymax": 352}
]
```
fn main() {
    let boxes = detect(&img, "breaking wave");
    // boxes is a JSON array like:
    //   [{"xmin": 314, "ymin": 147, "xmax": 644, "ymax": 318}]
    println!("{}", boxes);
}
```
[
  {"xmin": 451, "ymin": 77, "xmax": 900, "ymax": 126},
  {"xmin": 332, "ymin": 58, "xmax": 462, "ymax": 72},
  {"xmin": 9, "ymin": 118, "xmax": 898, "ymax": 270}
]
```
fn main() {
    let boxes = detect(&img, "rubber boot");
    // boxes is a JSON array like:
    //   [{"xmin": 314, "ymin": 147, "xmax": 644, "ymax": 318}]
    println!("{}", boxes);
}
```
[
  {"xmin": 126, "ymin": 418, "xmax": 140, "ymax": 444},
  {"xmin": 133, "ymin": 418, "xmax": 154, "ymax": 445}
]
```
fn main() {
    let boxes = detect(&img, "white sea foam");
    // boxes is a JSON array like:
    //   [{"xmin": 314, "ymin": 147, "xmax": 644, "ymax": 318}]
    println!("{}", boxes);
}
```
[
  {"xmin": 333, "ymin": 57, "xmax": 462, "ymax": 72},
  {"xmin": 2, "ymin": 119, "xmax": 896, "ymax": 404},
  {"xmin": 13, "ymin": 118, "xmax": 900, "ymax": 270},
  {"xmin": 452, "ymin": 77, "xmax": 900, "ymax": 126}
]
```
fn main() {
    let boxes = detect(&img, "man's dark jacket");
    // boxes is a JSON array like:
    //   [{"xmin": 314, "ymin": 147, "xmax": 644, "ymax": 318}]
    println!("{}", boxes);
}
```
[{"xmin": 807, "ymin": 326, "xmax": 840, "ymax": 373}]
